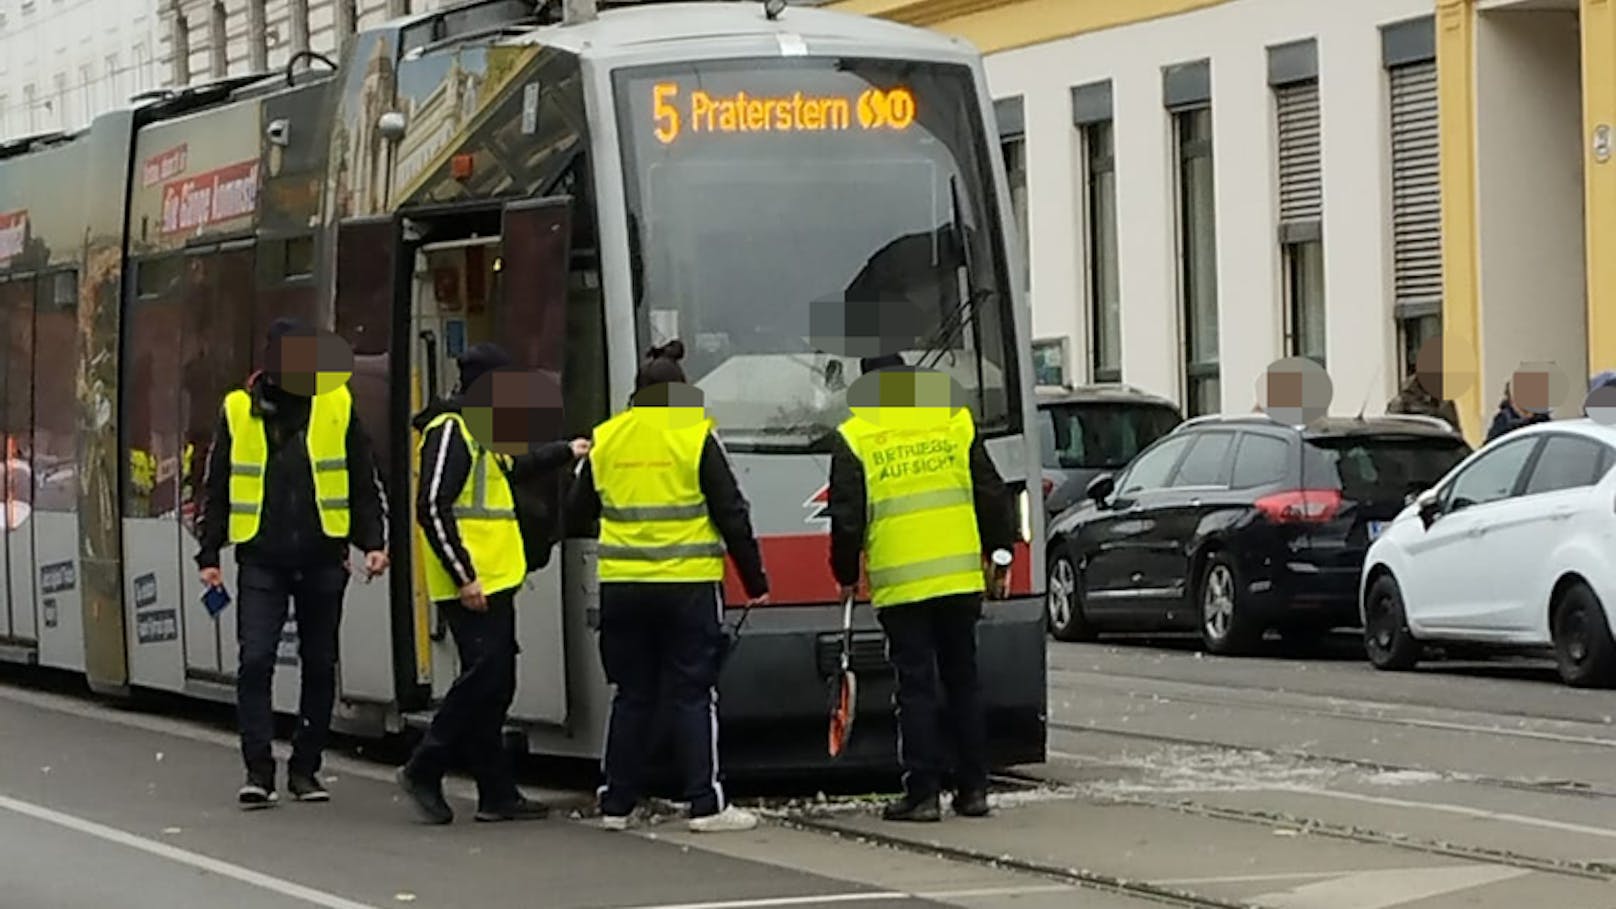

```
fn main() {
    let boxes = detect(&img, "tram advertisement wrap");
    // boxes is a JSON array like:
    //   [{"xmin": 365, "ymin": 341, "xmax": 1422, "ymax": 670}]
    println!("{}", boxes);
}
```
[
  {"xmin": 0, "ymin": 210, "xmax": 26, "ymax": 265},
  {"xmin": 160, "ymin": 160, "xmax": 261, "ymax": 235}
]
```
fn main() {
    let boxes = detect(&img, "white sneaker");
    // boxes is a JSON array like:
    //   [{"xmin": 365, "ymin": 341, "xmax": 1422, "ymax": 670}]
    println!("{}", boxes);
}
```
[
  {"xmin": 599, "ymin": 814, "xmax": 631, "ymax": 832},
  {"xmin": 689, "ymin": 806, "xmax": 759, "ymax": 833}
]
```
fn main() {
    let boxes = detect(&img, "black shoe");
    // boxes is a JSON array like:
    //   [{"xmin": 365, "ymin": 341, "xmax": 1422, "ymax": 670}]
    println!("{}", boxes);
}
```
[
  {"xmin": 475, "ymin": 797, "xmax": 550, "ymax": 823},
  {"xmin": 395, "ymin": 766, "xmax": 453, "ymax": 825},
  {"xmin": 238, "ymin": 774, "xmax": 278, "ymax": 810},
  {"xmin": 288, "ymin": 772, "xmax": 330, "ymax": 803},
  {"xmin": 882, "ymin": 793, "xmax": 941, "ymax": 823},
  {"xmin": 953, "ymin": 789, "xmax": 991, "ymax": 818}
]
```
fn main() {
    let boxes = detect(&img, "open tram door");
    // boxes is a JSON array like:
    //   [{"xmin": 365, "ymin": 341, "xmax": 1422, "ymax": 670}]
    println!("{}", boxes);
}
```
[{"xmin": 405, "ymin": 197, "xmax": 575, "ymax": 729}]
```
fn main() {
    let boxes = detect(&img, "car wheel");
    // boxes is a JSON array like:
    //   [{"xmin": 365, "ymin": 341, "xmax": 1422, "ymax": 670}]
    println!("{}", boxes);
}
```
[
  {"xmin": 1363, "ymin": 574, "xmax": 1421, "ymax": 671},
  {"xmin": 1551, "ymin": 582, "xmax": 1616, "ymax": 689},
  {"xmin": 1199, "ymin": 552, "xmax": 1260, "ymax": 656},
  {"xmin": 1045, "ymin": 552, "xmax": 1096, "ymax": 642}
]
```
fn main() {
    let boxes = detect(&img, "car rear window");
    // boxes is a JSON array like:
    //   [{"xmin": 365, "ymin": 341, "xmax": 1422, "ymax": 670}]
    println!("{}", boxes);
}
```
[
  {"xmin": 1040, "ymin": 403, "xmax": 1182, "ymax": 470},
  {"xmin": 1303, "ymin": 435, "xmax": 1470, "ymax": 504}
]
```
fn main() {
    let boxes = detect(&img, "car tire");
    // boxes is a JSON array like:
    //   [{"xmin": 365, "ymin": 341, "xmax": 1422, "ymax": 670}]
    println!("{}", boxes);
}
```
[
  {"xmin": 1045, "ymin": 551, "xmax": 1096, "ymax": 642},
  {"xmin": 1551, "ymin": 582, "xmax": 1616, "ymax": 689},
  {"xmin": 1198, "ymin": 552, "xmax": 1260, "ymax": 656},
  {"xmin": 1363, "ymin": 574, "xmax": 1421, "ymax": 672}
]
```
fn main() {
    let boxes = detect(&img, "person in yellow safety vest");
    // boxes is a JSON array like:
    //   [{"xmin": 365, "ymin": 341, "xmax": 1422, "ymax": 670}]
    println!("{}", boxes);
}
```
[
  {"xmin": 565, "ymin": 340, "xmax": 769, "ymax": 834},
  {"xmin": 395, "ymin": 342, "xmax": 591, "ymax": 826},
  {"xmin": 195, "ymin": 318, "xmax": 391, "ymax": 810},
  {"xmin": 130, "ymin": 448, "xmax": 156, "ymax": 513},
  {"xmin": 826, "ymin": 354, "xmax": 1017, "ymax": 823}
]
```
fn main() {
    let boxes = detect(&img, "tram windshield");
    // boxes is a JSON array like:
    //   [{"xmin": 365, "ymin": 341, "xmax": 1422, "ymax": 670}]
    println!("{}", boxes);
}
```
[{"xmin": 613, "ymin": 56, "xmax": 1017, "ymax": 450}]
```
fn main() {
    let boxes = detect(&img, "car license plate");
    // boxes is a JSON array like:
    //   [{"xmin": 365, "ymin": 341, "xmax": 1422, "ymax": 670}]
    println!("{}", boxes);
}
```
[{"xmin": 1367, "ymin": 520, "xmax": 1386, "ymax": 541}]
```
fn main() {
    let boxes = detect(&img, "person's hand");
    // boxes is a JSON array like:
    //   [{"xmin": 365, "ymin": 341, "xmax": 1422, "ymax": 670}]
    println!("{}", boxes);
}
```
[
  {"xmin": 459, "ymin": 579, "xmax": 487, "ymax": 611},
  {"xmin": 570, "ymin": 437, "xmax": 591, "ymax": 459},
  {"xmin": 746, "ymin": 592, "xmax": 770, "ymax": 607},
  {"xmin": 364, "ymin": 551, "xmax": 389, "ymax": 579},
  {"xmin": 989, "ymin": 566, "xmax": 1011, "ymax": 600},
  {"xmin": 838, "ymin": 585, "xmax": 856, "ymax": 603},
  {"xmin": 199, "ymin": 567, "xmax": 223, "ymax": 589}
]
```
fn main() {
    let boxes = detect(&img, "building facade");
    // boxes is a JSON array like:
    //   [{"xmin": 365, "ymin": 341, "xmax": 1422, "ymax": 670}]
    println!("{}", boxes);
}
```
[
  {"xmin": 0, "ymin": 0, "xmax": 164, "ymax": 138},
  {"xmin": 832, "ymin": 0, "xmax": 1612, "ymax": 443}
]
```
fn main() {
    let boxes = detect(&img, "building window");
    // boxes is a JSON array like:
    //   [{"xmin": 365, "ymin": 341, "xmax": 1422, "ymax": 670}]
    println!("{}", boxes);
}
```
[
  {"xmin": 210, "ymin": 2, "xmax": 229, "ymax": 78},
  {"xmin": 53, "ymin": 72, "xmax": 68, "ymax": 129},
  {"xmin": 0, "ymin": 95, "xmax": 9, "ymax": 138},
  {"xmin": 1002, "ymin": 136, "xmax": 1029, "ymax": 288},
  {"xmin": 78, "ymin": 64, "xmax": 93, "ymax": 123},
  {"xmin": 1275, "ymin": 74, "xmax": 1325, "ymax": 366},
  {"xmin": 105, "ymin": 54, "xmax": 120, "ymax": 108},
  {"xmin": 1031, "ymin": 338, "xmax": 1066, "ymax": 387},
  {"xmin": 1389, "ymin": 58, "xmax": 1441, "ymax": 379},
  {"xmin": 23, "ymin": 84, "xmax": 37, "ymax": 132},
  {"xmin": 1082, "ymin": 119, "xmax": 1121, "ymax": 383},
  {"xmin": 1174, "ymin": 105, "xmax": 1220, "ymax": 417}
]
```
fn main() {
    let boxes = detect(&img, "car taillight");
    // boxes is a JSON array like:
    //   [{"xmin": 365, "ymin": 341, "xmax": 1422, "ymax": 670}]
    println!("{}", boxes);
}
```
[
  {"xmin": 1042, "ymin": 477, "xmax": 1055, "ymax": 498},
  {"xmin": 1254, "ymin": 489, "xmax": 1343, "ymax": 523}
]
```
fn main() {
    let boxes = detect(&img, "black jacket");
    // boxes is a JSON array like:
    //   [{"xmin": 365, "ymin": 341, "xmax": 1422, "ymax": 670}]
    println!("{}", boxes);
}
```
[
  {"xmin": 196, "ymin": 376, "xmax": 387, "ymax": 570},
  {"xmin": 826, "ymin": 429, "xmax": 1016, "ymax": 588},
  {"xmin": 1486, "ymin": 401, "xmax": 1550, "ymax": 443},
  {"xmin": 566, "ymin": 432, "xmax": 769, "ymax": 599},
  {"xmin": 414, "ymin": 398, "xmax": 575, "ymax": 588}
]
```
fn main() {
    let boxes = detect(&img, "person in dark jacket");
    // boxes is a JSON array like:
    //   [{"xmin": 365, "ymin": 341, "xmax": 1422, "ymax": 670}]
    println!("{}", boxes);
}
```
[
  {"xmin": 1486, "ymin": 380, "xmax": 1551, "ymax": 442},
  {"xmin": 1386, "ymin": 371, "xmax": 1462, "ymax": 434},
  {"xmin": 567, "ymin": 341, "xmax": 769, "ymax": 833},
  {"xmin": 196, "ymin": 317, "xmax": 389, "ymax": 808},
  {"xmin": 396, "ymin": 342, "xmax": 590, "ymax": 825},
  {"xmin": 826, "ymin": 352, "xmax": 1017, "ymax": 822}
]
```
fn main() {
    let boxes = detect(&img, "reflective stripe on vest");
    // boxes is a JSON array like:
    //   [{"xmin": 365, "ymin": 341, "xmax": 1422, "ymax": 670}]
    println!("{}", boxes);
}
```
[
  {"xmin": 414, "ymin": 412, "xmax": 525, "ymax": 600},
  {"xmin": 224, "ymin": 384, "xmax": 353, "ymax": 544},
  {"xmin": 838, "ymin": 405, "xmax": 984, "ymax": 608},
  {"xmin": 589, "ymin": 406, "xmax": 724, "ymax": 583}
]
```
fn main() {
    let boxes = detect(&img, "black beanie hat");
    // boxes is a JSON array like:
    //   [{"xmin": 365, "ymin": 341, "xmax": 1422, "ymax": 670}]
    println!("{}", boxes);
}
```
[
  {"xmin": 635, "ymin": 340, "xmax": 688, "ymax": 391},
  {"xmin": 859, "ymin": 352, "xmax": 906, "ymax": 374},
  {"xmin": 263, "ymin": 317, "xmax": 314, "ymax": 377},
  {"xmin": 457, "ymin": 342, "xmax": 513, "ymax": 394}
]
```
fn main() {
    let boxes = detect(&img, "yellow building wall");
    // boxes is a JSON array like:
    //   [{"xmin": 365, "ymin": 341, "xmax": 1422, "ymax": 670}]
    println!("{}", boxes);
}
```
[
  {"xmin": 1436, "ymin": 0, "xmax": 1484, "ymax": 445},
  {"xmin": 826, "ymin": 0, "xmax": 1235, "ymax": 54},
  {"xmin": 1584, "ymin": 0, "xmax": 1616, "ymax": 380}
]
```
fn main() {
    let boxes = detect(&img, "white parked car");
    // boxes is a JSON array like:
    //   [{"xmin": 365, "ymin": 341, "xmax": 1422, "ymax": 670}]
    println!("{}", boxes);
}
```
[{"xmin": 1360, "ymin": 419, "xmax": 1616, "ymax": 688}]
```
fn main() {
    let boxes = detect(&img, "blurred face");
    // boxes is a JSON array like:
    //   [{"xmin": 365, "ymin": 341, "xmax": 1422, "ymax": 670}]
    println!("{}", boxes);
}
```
[
  {"xmin": 272, "ymin": 331, "xmax": 353, "ymax": 397},
  {"xmin": 461, "ymin": 369, "xmax": 565, "ymax": 456}
]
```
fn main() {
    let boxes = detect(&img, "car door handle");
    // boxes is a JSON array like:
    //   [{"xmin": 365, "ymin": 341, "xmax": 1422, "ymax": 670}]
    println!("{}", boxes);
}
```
[
  {"xmin": 1188, "ymin": 499, "xmax": 1201, "ymax": 507},
  {"xmin": 1551, "ymin": 507, "xmax": 1574, "ymax": 520},
  {"xmin": 1466, "ymin": 524, "xmax": 1485, "ymax": 537}
]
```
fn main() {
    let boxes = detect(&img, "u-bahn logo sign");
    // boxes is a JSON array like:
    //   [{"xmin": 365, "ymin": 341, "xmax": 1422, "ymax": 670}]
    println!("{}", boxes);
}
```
[
  {"xmin": 804, "ymin": 484, "xmax": 830, "ymax": 525},
  {"xmin": 160, "ymin": 159, "xmax": 260, "ymax": 235}
]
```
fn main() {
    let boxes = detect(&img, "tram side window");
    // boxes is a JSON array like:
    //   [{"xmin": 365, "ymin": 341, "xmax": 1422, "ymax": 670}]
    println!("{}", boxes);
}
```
[
  {"xmin": 557, "ymin": 161, "xmax": 608, "ymax": 438},
  {"xmin": 127, "ymin": 256, "xmax": 184, "ymax": 520},
  {"xmin": 1, "ymin": 278, "xmax": 34, "ymax": 526},
  {"xmin": 180, "ymin": 246, "xmax": 257, "ymax": 535},
  {"xmin": 256, "ymin": 235, "xmax": 317, "ymax": 343},
  {"xmin": 32, "ymin": 272, "xmax": 78, "ymax": 512}
]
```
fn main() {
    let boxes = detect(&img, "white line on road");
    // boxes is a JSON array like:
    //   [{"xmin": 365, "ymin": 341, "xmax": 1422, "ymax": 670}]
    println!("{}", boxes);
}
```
[
  {"xmin": 612, "ymin": 894, "xmax": 911, "ymax": 909},
  {"xmin": 1295, "ymin": 787, "xmax": 1616, "ymax": 841},
  {"xmin": 1157, "ymin": 870, "xmax": 1408, "ymax": 886},
  {"xmin": 0, "ymin": 792, "xmax": 383, "ymax": 909},
  {"xmin": 1251, "ymin": 865, "xmax": 1529, "ymax": 909}
]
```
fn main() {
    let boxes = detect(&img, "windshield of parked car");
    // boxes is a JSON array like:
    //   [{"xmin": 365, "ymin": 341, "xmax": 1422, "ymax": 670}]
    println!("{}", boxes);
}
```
[
  {"xmin": 1304, "ymin": 435, "xmax": 1470, "ymax": 505},
  {"xmin": 1039, "ymin": 402, "xmax": 1182, "ymax": 470}
]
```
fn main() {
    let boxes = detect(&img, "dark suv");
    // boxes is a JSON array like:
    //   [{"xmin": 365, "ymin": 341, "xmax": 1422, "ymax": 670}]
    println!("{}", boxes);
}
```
[
  {"xmin": 1044, "ymin": 413, "xmax": 1471, "ymax": 653},
  {"xmin": 1036, "ymin": 385, "xmax": 1183, "ymax": 521}
]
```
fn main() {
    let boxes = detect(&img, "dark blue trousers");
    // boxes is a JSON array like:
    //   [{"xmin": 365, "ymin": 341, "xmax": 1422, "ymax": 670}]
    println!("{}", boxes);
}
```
[
  {"xmin": 597, "ymin": 582, "xmax": 726, "ymax": 819},
  {"xmin": 236, "ymin": 562, "xmax": 347, "ymax": 782}
]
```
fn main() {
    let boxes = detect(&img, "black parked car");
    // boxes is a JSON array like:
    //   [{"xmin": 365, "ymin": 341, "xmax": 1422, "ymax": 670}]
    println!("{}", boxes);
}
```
[
  {"xmin": 1036, "ymin": 385, "xmax": 1183, "ymax": 522},
  {"xmin": 1044, "ymin": 413, "xmax": 1471, "ymax": 653}
]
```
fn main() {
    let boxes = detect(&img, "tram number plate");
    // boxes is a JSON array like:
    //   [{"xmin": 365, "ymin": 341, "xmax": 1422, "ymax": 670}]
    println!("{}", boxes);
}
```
[{"xmin": 1367, "ymin": 520, "xmax": 1386, "ymax": 541}]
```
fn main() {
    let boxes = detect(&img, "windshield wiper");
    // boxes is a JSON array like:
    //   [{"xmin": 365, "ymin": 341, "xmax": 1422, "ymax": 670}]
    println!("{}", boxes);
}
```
[{"xmin": 918, "ymin": 177, "xmax": 994, "ymax": 381}]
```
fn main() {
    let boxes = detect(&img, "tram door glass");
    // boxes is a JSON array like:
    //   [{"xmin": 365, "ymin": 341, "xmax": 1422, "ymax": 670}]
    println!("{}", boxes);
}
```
[
  {"xmin": 32, "ymin": 271, "xmax": 79, "ymax": 662},
  {"xmin": 1, "ymin": 277, "xmax": 35, "ymax": 640},
  {"xmin": 613, "ymin": 57, "xmax": 1019, "ymax": 451}
]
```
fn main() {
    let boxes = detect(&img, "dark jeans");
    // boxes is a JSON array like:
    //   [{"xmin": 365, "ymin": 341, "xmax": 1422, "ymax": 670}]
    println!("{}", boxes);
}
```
[
  {"xmin": 877, "ymin": 594, "xmax": 988, "ymax": 800},
  {"xmin": 405, "ymin": 589, "xmax": 521, "ymax": 811},
  {"xmin": 598, "ymin": 582, "xmax": 726, "ymax": 818},
  {"xmin": 236, "ymin": 562, "xmax": 348, "ymax": 782}
]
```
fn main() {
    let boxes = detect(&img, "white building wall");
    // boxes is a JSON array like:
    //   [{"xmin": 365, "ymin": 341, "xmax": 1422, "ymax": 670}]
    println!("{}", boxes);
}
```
[
  {"xmin": 0, "ymin": 0, "xmax": 163, "ymax": 139},
  {"xmin": 986, "ymin": 0, "xmax": 1432, "ymax": 414}
]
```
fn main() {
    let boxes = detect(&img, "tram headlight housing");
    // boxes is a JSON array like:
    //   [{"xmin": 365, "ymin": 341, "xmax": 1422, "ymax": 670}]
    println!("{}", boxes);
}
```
[
  {"xmin": 764, "ymin": 0, "xmax": 786, "ymax": 19},
  {"xmin": 1017, "ymin": 488, "xmax": 1032, "ymax": 543}
]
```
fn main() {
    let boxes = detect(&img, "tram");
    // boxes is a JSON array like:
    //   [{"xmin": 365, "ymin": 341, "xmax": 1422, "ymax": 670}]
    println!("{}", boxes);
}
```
[{"xmin": 0, "ymin": 0, "xmax": 1046, "ymax": 771}]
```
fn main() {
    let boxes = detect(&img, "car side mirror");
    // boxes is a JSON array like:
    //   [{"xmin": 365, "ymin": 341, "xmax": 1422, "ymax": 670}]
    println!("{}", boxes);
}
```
[
  {"xmin": 1416, "ymin": 489, "xmax": 1441, "ymax": 530},
  {"xmin": 1086, "ymin": 473, "xmax": 1115, "ymax": 506}
]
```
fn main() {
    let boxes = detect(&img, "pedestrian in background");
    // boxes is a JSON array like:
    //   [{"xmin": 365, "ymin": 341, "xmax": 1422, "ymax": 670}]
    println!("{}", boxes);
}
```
[
  {"xmin": 826, "ymin": 353, "xmax": 1016, "ymax": 823},
  {"xmin": 568, "ymin": 340, "xmax": 769, "ymax": 833},
  {"xmin": 396, "ymin": 343, "xmax": 589, "ymax": 825},
  {"xmin": 1387, "ymin": 370, "xmax": 1461, "ymax": 434},
  {"xmin": 1486, "ymin": 380, "xmax": 1550, "ymax": 442},
  {"xmin": 196, "ymin": 317, "xmax": 389, "ymax": 809}
]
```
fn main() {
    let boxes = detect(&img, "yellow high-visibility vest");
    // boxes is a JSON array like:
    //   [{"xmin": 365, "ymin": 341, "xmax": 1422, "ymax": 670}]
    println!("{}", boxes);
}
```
[
  {"xmin": 837, "ymin": 404, "xmax": 984, "ymax": 608},
  {"xmin": 223, "ymin": 385, "xmax": 353, "ymax": 544},
  {"xmin": 589, "ymin": 406, "xmax": 724, "ymax": 583},
  {"xmin": 415, "ymin": 412, "xmax": 526, "ymax": 600}
]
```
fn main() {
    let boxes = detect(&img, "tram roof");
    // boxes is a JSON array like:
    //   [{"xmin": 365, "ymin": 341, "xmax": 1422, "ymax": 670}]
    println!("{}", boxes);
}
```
[{"xmin": 507, "ymin": 1, "xmax": 972, "ymax": 59}]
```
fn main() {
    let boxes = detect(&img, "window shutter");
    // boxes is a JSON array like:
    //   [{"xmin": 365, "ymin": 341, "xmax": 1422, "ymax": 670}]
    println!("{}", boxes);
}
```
[
  {"xmin": 1389, "ymin": 61, "xmax": 1441, "ymax": 314},
  {"xmin": 1276, "ymin": 80, "xmax": 1322, "ymax": 231}
]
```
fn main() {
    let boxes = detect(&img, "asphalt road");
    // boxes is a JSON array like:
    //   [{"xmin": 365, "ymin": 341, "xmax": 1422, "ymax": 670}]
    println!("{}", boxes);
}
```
[{"xmin": 3, "ymin": 635, "xmax": 1616, "ymax": 909}]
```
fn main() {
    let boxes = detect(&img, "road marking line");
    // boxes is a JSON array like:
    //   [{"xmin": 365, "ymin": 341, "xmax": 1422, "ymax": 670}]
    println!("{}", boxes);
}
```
[
  {"xmin": 1296, "ymin": 787, "xmax": 1616, "ymax": 840},
  {"xmin": 1252, "ymin": 865, "xmax": 1528, "ymax": 909},
  {"xmin": 919, "ymin": 885, "xmax": 1072, "ymax": 898},
  {"xmin": 0, "ymin": 792, "xmax": 382, "ymax": 909},
  {"xmin": 612, "ymin": 894, "xmax": 909, "ymax": 909},
  {"xmin": 1157, "ymin": 870, "xmax": 1411, "ymax": 886}
]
